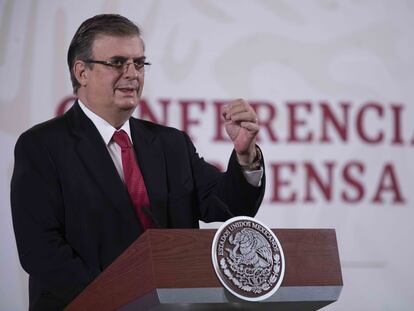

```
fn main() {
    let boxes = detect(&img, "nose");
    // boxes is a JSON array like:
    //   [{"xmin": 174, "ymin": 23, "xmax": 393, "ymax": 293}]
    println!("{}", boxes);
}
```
[{"xmin": 123, "ymin": 62, "xmax": 140, "ymax": 79}]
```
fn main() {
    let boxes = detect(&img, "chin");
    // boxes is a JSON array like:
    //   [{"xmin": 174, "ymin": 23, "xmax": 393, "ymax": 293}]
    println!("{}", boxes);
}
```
[{"xmin": 116, "ymin": 99, "xmax": 139, "ymax": 111}]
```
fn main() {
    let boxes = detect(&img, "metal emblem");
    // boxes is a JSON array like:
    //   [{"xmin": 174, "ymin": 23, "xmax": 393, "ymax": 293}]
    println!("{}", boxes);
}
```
[{"xmin": 211, "ymin": 216, "xmax": 285, "ymax": 301}]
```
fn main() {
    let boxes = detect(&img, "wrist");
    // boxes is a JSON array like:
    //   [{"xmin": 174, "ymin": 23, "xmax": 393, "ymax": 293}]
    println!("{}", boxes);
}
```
[
  {"xmin": 238, "ymin": 146, "xmax": 262, "ymax": 171},
  {"xmin": 237, "ymin": 148, "xmax": 256, "ymax": 166}
]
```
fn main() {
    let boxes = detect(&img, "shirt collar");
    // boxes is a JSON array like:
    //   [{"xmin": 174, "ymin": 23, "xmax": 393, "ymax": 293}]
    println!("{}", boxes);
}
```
[{"xmin": 78, "ymin": 99, "xmax": 133, "ymax": 146}]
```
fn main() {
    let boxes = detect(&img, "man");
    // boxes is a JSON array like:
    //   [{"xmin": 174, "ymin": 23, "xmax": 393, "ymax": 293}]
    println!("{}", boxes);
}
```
[{"xmin": 11, "ymin": 14, "xmax": 265, "ymax": 310}]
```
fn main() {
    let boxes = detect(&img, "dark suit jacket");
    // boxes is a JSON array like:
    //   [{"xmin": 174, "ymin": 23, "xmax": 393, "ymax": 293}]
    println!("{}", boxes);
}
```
[{"xmin": 10, "ymin": 102, "xmax": 265, "ymax": 310}]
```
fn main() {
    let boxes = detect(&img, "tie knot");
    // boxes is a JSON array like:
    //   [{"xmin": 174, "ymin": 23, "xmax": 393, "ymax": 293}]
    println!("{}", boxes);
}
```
[{"xmin": 112, "ymin": 130, "xmax": 132, "ymax": 149}]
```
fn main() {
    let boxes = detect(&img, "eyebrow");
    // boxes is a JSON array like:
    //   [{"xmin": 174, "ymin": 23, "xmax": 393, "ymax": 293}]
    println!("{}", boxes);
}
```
[{"xmin": 109, "ymin": 55, "xmax": 146, "ymax": 61}]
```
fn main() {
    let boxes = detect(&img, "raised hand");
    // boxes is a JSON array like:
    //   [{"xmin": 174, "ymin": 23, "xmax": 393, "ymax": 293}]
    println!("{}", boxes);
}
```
[{"xmin": 222, "ymin": 99, "xmax": 259, "ymax": 165}]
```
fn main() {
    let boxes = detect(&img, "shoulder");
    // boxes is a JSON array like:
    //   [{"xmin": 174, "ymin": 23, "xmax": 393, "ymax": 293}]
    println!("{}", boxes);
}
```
[
  {"xmin": 18, "ymin": 115, "xmax": 66, "ymax": 139},
  {"xmin": 16, "ymin": 114, "xmax": 68, "ymax": 150}
]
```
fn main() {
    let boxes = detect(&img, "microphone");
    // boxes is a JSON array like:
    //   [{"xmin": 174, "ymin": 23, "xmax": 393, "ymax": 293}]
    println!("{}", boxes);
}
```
[
  {"xmin": 142, "ymin": 205, "xmax": 162, "ymax": 228},
  {"xmin": 212, "ymin": 195, "xmax": 235, "ymax": 218}
]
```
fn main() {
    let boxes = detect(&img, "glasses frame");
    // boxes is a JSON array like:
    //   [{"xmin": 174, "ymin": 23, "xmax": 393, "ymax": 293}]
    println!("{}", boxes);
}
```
[{"xmin": 84, "ymin": 57, "xmax": 151, "ymax": 74}]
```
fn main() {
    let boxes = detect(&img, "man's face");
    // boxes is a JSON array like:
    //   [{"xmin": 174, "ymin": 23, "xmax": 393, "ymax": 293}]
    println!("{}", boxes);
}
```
[{"xmin": 81, "ymin": 35, "xmax": 145, "ymax": 121}]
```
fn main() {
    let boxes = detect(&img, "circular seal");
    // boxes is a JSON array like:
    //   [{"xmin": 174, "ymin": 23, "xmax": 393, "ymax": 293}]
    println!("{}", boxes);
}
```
[{"xmin": 211, "ymin": 216, "xmax": 285, "ymax": 301}]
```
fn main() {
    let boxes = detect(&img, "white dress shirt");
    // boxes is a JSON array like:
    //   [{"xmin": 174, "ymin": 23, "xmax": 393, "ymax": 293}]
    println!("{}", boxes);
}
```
[{"xmin": 78, "ymin": 100, "xmax": 263, "ymax": 186}]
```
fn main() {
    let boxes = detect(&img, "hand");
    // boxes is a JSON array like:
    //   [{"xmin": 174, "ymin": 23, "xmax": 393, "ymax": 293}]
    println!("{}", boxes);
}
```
[{"xmin": 222, "ymin": 99, "xmax": 259, "ymax": 165}]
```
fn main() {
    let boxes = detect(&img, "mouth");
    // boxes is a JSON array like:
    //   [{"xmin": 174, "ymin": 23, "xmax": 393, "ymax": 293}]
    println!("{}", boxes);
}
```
[{"xmin": 116, "ymin": 86, "xmax": 139, "ymax": 96}]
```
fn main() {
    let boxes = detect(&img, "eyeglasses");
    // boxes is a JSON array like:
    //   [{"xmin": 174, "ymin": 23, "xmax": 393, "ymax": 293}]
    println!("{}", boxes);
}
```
[{"xmin": 84, "ymin": 56, "xmax": 151, "ymax": 73}]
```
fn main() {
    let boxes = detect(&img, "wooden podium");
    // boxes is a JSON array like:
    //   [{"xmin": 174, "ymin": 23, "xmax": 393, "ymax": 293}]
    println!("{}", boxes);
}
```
[{"xmin": 65, "ymin": 229, "xmax": 342, "ymax": 310}]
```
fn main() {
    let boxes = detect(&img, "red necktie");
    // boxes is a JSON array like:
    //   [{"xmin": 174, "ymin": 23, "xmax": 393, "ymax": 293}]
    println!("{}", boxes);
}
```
[{"xmin": 112, "ymin": 130, "xmax": 153, "ymax": 230}]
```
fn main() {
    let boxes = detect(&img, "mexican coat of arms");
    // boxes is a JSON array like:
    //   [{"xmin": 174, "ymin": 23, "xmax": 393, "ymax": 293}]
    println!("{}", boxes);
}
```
[{"xmin": 211, "ymin": 216, "xmax": 285, "ymax": 301}]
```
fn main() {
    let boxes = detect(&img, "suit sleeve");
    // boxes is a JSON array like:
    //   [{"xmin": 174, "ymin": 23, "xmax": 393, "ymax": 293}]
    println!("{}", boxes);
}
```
[
  {"xmin": 182, "ymin": 132, "xmax": 266, "ymax": 222},
  {"xmin": 10, "ymin": 132, "xmax": 98, "ymax": 305}
]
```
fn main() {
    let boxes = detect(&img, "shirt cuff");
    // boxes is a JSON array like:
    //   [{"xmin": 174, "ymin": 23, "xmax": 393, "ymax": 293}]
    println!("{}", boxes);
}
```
[{"xmin": 242, "ymin": 168, "xmax": 263, "ymax": 187}]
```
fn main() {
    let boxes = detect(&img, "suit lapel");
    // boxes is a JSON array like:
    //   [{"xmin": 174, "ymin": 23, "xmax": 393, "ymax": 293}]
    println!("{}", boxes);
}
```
[
  {"xmin": 130, "ymin": 119, "xmax": 168, "ymax": 228},
  {"xmin": 66, "ymin": 102, "xmax": 140, "ymax": 228}
]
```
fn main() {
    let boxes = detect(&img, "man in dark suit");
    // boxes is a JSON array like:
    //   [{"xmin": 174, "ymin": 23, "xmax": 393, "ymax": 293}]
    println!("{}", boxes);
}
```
[{"xmin": 11, "ymin": 14, "xmax": 265, "ymax": 310}]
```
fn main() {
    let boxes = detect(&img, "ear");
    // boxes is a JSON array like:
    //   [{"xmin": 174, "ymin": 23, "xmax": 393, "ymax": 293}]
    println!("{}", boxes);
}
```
[{"xmin": 73, "ymin": 60, "xmax": 89, "ymax": 88}]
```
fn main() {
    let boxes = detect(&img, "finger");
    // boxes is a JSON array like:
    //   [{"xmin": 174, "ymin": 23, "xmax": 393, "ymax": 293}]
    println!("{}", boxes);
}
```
[
  {"xmin": 228, "ymin": 99, "xmax": 246, "ymax": 108},
  {"xmin": 230, "ymin": 111, "xmax": 257, "ymax": 123},
  {"xmin": 240, "ymin": 121, "xmax": 260, "ymax": 133},
  {"xmin": 223, "ymin": 99, "xmax": 257, "ymax": 121},
  {"xmin": 227, "ymin": 106, "xmax": 256, "ymax": 122},
  {"xmin": 227, "ymin": 99, "xmax": 249, "ymax": 111},
  {"xmin": 228, "ymin": 98, "xmax": 247, "ymax": 107},
  {"xmin": 222, "ymin": 103, "xmax": 236, "ymax": 120},
  {"xmin": 225, "ymin": 99, "xmax": 249, "ymax": 113}
]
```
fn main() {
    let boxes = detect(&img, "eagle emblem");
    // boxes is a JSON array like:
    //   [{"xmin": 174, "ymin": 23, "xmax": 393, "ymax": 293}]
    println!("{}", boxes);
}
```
[{"xmin": 212, "ymin": 217, "xmax": 285, "ymax": 301}]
